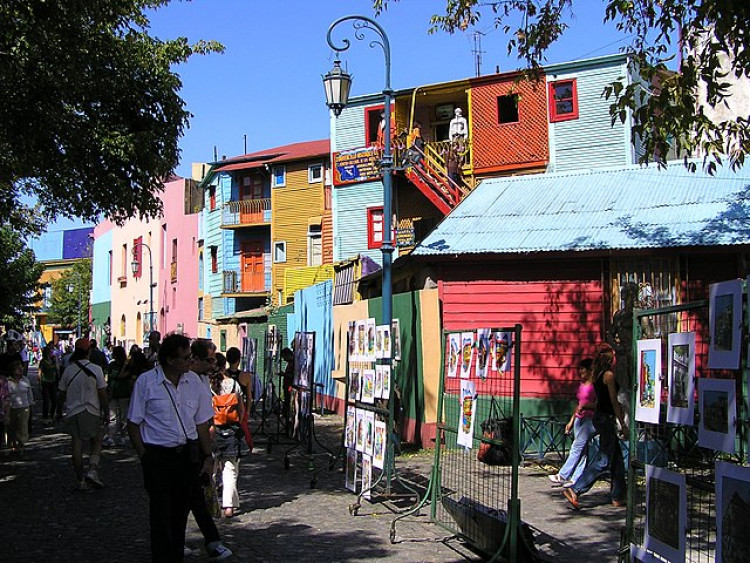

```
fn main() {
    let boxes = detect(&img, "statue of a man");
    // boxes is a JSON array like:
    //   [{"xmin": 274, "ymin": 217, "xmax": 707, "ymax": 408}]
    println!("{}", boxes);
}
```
[{"xmin": 449, "ymin": 108, "xmax": 468, "ymax": 141}]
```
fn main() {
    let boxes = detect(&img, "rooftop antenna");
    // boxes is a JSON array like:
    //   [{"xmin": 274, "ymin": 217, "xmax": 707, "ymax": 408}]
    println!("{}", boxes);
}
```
[
  {"xmin": 472, "ymin": 31, "xmax": 485, "ymax": 77},
  {"xmin": 213, "ymin": 145, "xmax": 218, "ymax": 162},
  {"xmin": 244, "ymin": 134, "xmax": 247, "ymax": 154}
]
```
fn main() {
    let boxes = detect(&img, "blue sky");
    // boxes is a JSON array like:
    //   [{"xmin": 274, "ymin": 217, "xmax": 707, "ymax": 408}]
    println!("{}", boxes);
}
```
[{"xmin": 49, "ymin": 0, "xmax": 632, "ymax": 231}]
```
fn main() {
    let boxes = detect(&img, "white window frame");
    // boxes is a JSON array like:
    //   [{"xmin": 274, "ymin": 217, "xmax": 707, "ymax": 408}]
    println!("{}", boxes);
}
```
[
  {"xmin": 271, "ymin": 165, "xmax": 286, "ymax": 188},
  {"xmin": 274, "ymin": 241, "xmax": 287, "ymax": 263},
  {"xmin": 307, "ymin": 224, "xmax": 322, "ymax": 266},
  {"xmin": 308, "ymin": 164, "xmax": 323, "ymax": 183}
]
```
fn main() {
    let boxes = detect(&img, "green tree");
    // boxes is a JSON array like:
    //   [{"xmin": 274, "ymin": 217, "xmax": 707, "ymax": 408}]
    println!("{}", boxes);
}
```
[
  {"xmin": 0, "ymin": 226, "xmax": 44, "ymax": 327},
  {"xmin": 0, "ymin": 0, "xmax": 223, "ymax": 234},
  {"xmin": 47, "ymin": 259, "xmax": 93, "ymax": 336},
  {"xmin": 374, "ymin": 1, "xmax": 750, "ymax": 170}
]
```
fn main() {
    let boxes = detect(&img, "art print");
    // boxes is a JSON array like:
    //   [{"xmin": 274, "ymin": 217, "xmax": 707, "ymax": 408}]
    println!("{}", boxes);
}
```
[
  {"xmin": 356, "ymin": 320, "xmax": 366, "ymax": 361},
  {"xmin": 244, "ymin": 337, "xmax": 258, "ymax": 374},
  {"xmin": 266, "ymin": 325, "xmax": 279, "ymax": 357},
  {"xmin": 629, "ymin": 545, "xmax": 657, "ymax": 563},
  {"xmin": 374, "ymin": 365, "xmax": 383, "ymax": 399},
  {"xmin": 460, "ymin": 332, "xmax": 475, "ymax": 379},
  {"xmin": 476, "ymin": 328, "xmax": 491, "ymax": 380},
  {"xmin": 364, "ymin": 411, "xmax": 375, "ymax": 457},
  {"xmin": 708, "ymin": 280, "xmax": 742, "ymax": 370},
  {"xmin": 391, "ymin": 319, "xmax": 401, "ymax": 361},
  {"xmin": 373, "ymin": 420, "xmax": 386, "ymax": 469},
  {"xmin": 447, "ymin": 333, "xmax": 461, "ymax": 378},
  {"xmin": 345, "ymin": 406, "xmax": 356, "ymax": 448},
  {"xmin": 457, "ymin": 380, "xmax": 477, "ymax": 448},
  {"xmin": 376, "ymin": 325, "xmax": 391, "ymax": 360},
  {"xmin": 716, "ymin": 461, "xmax": 750, "ymax": 563},
  {"xmin": 293, "ymin": 331, "xmax": 314, "ymax": 389},
  {"xmin": 381, "ymin": 324, "xmax": 392, "ymax": 360},
  {"xmin": 491, "ymin": 331, "xmax": 513, "ymax": 372},
  {"xmin": 381, "ymin": 365, "xmax": 391, "ymax": 401},
  {"xmin": 698, "ymin": 378, "xmax": 736, "ymax": 453},
  {"xmin": 667, "ymin": 332, "xmax": 696, "ymax": 425},
  {"xmin": 366, "ymin": 318, "xmax": 377, "ymax": 362},
  {"xmin": 375, "ymin": 325, "xmax": 383, "ymax": 359},
  {"xmin": 645, "ymin": 465, "xmax": 687, "ymax": 563},
  {"xmin": 361, "ymin": 369, "xmax": 375, "ymax": 404},
  {"xmin": 636, "ymin": 339, "xmax": 662, "ymax": 424},
  {"xmin": 345, "ymin": 448, "xmax": 358, "ymax": 492},
  {"xmin": 347, "ymin": 321, "xmax": 356, "ymax": 361},
  {"xmin": 348, "ymin": 368, "xmax": 360, "ymax": 402},
  {"xmin": 355, "ymin": 409, "xmax": 365, "ymax": 452},
  {"xmin": 361, "ymin": 454, "xmax": 373, "ymax": 500}
]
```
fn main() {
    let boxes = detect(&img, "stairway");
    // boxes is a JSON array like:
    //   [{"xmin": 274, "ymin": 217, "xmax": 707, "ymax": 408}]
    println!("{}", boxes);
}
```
[{"xmin": 400, "ymin": 145, "xmax": 469, "ymax": 214}]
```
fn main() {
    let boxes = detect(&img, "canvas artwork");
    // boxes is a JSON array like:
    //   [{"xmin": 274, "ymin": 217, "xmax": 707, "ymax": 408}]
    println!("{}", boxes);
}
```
[
  {"xmin": 356, "ymin": 320, "xmax": 366, "ymax": 361},
  {"xmin": 391, "ymin": 319, "xmax": 401, "ymax": 361},
  {"xmin": 381, "ymin": 324, "xmax": 392, "ymax": 360},
  {"xmin": 345, "ymin": 448, "xmax": 358, "ymax": 492},
  {"xmin": 266, "ymin": 325, "xmax": 279, "ymax": 358},
  {"xmin": 348, "ymin": 368, "xmax": 360, "ymax": 402},
  {"xmin": 708, "ymin": 280, "xmax": 743, "ymax": 370},
  {"xmin": 361, "ymin": 454, "xmax": 373, "ymax": 500},
  {"xmin": 366, "ymin": 318, "xmax": 377, "ymax": 362},
  {"xmin": 345, "ymin": 406, "xmax": 356, "ymax": 448},
  {"xmin": 460, "ymin": 332, "xmax": 475, "ymax": 379},
  {"xmin": 698, "ymin": 378, "xmax": 736, "ymax": 453},
  {"xmin": 361, "ymin": 369, "xmax": 375, "ymax": 404},
  {"xmin": 491, "ymin": 331, "xmax": 513, "ymax": 372},
  {"xmin": 244, "ymin": 337, "xmax": 258, "ymax": 374},
  {"xmin": 645, "ymin": 465, "xmax": 687, "ymax": 563},
  {"xmin": 629, "ymin": 545, "xmax": 657, "ymax": 563},
  {"xmin": 457, "ymin": 380, "xmax": 477, "ymax": 448},
  {"xmin": 636, "ymin": 339, "xmax": 662, "ymax": 424},
  {"xmin": 373, "ymin": 420, "xmax": 386, "ymax": 469},
  {"xmin": 476, "ymin": 328, "xmax": 491, "ymax": 380},
  {"xmin": 667, "ymin": 332, "xmax": 696, "ymax": 425},
  {"xmin": 347, "ymin": 321, "xmax": 356, "ymax": 361},
  {"xmin": 381, "ymin": 365, "xmax": 391, "ymax": 401},
  {"xmin": 364, "ymin": 411, "xmax": 375, "ymax": 457},
  {"xmin": 374, "ymin": 365, "xmax": 383, "ymax": 399},
  {"xmin": 375, "ymin": 324, "xmax": 384, "ymax": 359},
  {"xmin": 355, "ymin": 408, "xmax": 365, "ymax": 452},
  {"xmin": 293, "ymin": 331, "xmax": 314, "ymax": 389},
  {"xmin": 447, "ymin": 333, "xmax": 461, "ymax": 378},
  {"xmin": 716, "ymin": 461, "xmax": 750, "ymax": 563}
]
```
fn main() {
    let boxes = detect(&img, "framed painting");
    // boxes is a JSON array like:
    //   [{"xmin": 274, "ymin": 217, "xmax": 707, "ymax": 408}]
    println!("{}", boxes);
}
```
[
  {"xmin": 666, "ymin": 332, "xmax": 695, "ymax": 425},
  {"xmin": 698, "ymin": 378, "xmax": 736, "ymax": 453},
  {"xmin": 716, "ymin": 461, "xmax": 750, "ymax": 562},
  {"xmin": 373, "ymin": 420, "xmax": 386, "ymax": 469},
  {"xmin": 636, "ymin": 339, "xmax": 662, "ymax": 424},
  {"xmin": 708, "ymin": 280, "xmax": 742, "ymax": 370},
  {"xmin": 391, "ymin": 318, "xmax": 401, "ymax": 361},
  {"xmin": 345, "ymin": 405, "xmax": 356, "ymax": 448},
  {"xmin": 447, "ymin": 333, "xmax": 460, "ymax": 378},
  {"xmin": 644, "ymin": 465, "xmax": 687, "ymax": 563},
  {"xmin": 457, "ymin": 380, "xmax": 476, "ymax": 449}
]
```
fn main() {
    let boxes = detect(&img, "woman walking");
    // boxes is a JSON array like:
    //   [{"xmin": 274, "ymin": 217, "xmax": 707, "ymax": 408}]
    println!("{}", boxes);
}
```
[
  {"xmin": 105, "ymin": 346, "xmax": 131, "ymax": 446},
  {"xmin": 39, "ymin": 345, "xmax": 59, "ymax": 421},
  {"xmin": 7, "ymin": 357, "xmax": 34, "ymax": 452},
  {"xmin": 563, "ymin": 343, "xmax": 628, "ymax": 509}
]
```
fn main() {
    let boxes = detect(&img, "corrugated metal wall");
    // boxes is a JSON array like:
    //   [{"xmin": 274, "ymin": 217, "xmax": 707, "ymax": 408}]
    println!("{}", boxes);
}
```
[
  {"xmin": 284, "ymin": 265, "xmax": 334, "ymax": 304},
  {"xmin": 334, "ymin": 180, "xmax": 383, "ymax": 264},
  {"xmin": 332, "ymin": 104, "xmax": 366, "ymax": 151}
]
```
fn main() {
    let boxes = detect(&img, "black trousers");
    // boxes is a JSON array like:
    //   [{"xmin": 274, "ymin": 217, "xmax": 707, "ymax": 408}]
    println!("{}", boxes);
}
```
[
  {"xmin": 142, "ymin": 445, "xmax": 195, "ymax": 563},
  {"xmin": 188, "ymin": 470, "xmax": 220, "ymax": 547}
]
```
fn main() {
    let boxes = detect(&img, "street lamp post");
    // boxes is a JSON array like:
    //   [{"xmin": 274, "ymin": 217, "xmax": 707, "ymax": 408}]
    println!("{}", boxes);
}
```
[
  {"xmin": 131, "ymin": 242, "xmax": 156, "ymax": 334},
  {"xmin": 325, "ymin": 14, "xmax": 395, "ymax": 486}
]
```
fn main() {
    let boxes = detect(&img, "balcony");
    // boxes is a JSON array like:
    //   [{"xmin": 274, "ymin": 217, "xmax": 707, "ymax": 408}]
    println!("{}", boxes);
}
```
[
  {"xmin": 221, "ymin": 199, "xmax": 271, "ymax": 228},
  {"xmin": 170, "ymin": 261, "xmax": 177, "ymax": 283},
  {"xmin": 222, "ymin": 269, "xmax": 270, "ymax": 296}
]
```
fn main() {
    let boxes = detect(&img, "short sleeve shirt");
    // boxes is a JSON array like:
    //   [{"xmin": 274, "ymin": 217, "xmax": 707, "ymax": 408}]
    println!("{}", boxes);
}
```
[
  {"xmin": 127, "ymin": 367, "xmax": 213, "ymax": 447},
  {"xmin": 59, "ymin": 360, "xmax": 106, "ymax": 417}
]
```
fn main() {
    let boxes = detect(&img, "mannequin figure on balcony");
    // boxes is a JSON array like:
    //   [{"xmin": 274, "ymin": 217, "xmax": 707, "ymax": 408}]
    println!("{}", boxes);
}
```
[{"xmin": 449, "ymin": 108, "xmax": 468, "ymax": 162}]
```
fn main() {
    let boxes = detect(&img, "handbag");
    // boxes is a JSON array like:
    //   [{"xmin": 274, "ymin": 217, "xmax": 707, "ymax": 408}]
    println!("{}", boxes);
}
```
[{"xmin": 477, "ymin": 397, "xmax": 513, "ymax": 466}]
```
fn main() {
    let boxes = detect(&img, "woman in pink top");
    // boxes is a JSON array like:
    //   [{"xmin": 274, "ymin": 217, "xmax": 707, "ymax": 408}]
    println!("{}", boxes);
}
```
[{"xmin": 549, "ymin": 358, "xmax": 596, "ymax": 486}]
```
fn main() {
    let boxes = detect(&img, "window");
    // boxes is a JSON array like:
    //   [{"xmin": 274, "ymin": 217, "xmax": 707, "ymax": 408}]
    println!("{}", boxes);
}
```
[
  {"xmin": 364, "ymin": 105, "xmax": 384, "ymax": 145},
  {"xmin": 271, "ymin": 165, "xmax": 286, "ymax": 187},
  {"xmin": 198, "ymin": 251, "xmax": 204, "ymax": 291},
  {"xmin": 208, "ymin": 186, "xmax": 217, "ymax": 210},
  {"xmin": 198, "ymin": 297, "xmax": 204, "ymax": 321},
  {"xmin": 133, "ymin": 237, "xmax": 142, "ymax": 279},
  {"xmin": 274, "ymin": 241, "xmax": 287, "ymax": 263},
  {"xmin": 367, "ymin": 207, "xmax": 384, "ymax": 249},
  {"xmin": 220, "ymin": 330, "xmax": 227, "ymax": 353},
  {"xmin": 497, "ymin": 94, "xmax": 519, "ymax": 124},
  {"xmin": 171, "ymin": 238, "xmax": 178, "ymax": 282},
  {"xmin": 210, "ymin": 246, "xmax": 218, "ymax": 273},
  {"xmin": 324, "ymin": 184, "xmax": 332, "ymax": 210},
  {"xmin": 308, "ymin": 164, "xmax": 323, "ymax": 183},
  {"xmin": 121, "ymin": 244, "xmax": 128, "ymax": 279},
  {"xmin": 108, "ymin": 250, "xmax": 113, "ymax": 286},
  {"xmin": 548, "ymin": 79, "xmax": 579, "ymax": 122},
  {"xmin": 307, "ymin": 225, "xmax": 322, "ymax": 266}
]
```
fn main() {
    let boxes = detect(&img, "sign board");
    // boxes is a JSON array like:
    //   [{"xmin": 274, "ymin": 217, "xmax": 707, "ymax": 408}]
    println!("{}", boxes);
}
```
[{"xmin": 332, "ymin": 147, "xmax": 382, "ymax": 186}]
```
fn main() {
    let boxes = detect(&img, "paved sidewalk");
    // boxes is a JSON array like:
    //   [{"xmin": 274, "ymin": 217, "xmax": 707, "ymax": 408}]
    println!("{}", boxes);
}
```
[{"xmin": 0, "ymin": 368, "xmax": 625, "ymax": 562}]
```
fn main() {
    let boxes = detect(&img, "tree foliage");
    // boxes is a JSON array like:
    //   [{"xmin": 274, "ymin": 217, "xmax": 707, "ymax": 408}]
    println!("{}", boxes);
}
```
[
  {"xmin": 47, "ymin": 259, "xmax": 93, "ymax": 333},
  {"xmin": 374, "ymin": 0, "xmax": 750, "ymax": 170},
  {"xmin": 0, "ymin": 227, "xmax": 44, "ymax": 328},
  {"xmin": 0, "ymin": 0, "xmax": 223, "ymax": 234}
]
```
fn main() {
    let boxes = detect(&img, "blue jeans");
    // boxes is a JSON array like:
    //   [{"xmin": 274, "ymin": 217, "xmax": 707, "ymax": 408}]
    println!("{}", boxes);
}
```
[
  {"xmin": 559, "ymin": 416, "xmax": 595, "ymax": 482},
  {"xmin": 572, "ymin": 412, "xmax": 626, "ymax": 501}
]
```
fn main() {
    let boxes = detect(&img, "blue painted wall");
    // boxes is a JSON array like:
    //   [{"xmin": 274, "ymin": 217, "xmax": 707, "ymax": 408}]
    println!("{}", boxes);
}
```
[{"xmin": 91, "ymin": 229, "xmax": 113, "ymax": 305}]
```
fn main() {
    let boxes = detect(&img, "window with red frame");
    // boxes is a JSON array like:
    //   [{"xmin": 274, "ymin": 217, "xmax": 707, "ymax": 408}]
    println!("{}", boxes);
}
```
[
  {"xmin": 364, "ymin": 105, "xmax": 384, "ymax": 146},
  {"xmin": 548, "ymin": 79, "xmax": 579, "ymax": 122},
  {"xmin": 210, "ymin": 246, "xmax": 218, "ymax": 273},
  {"xmin": 367, "ymin": 207, "xmax": 384, "ymax": 249}
]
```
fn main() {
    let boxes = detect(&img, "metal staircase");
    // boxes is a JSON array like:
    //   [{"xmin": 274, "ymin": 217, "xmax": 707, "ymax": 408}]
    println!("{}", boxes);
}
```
[{"xmin": 398, "ymin": 144, "xmax": 470, "ymax": 214}]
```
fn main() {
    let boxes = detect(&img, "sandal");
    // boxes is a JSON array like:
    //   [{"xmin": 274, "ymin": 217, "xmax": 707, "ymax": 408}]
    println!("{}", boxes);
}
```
[{"xmin": 563, "ymin": 488, "xmax": 580, "ymax": 510}]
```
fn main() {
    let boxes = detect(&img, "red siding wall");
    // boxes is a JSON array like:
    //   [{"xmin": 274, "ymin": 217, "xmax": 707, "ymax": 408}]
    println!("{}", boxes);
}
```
[{"xmin": 470, "ymin": 76, "xmax": 549, "ymax": 172}]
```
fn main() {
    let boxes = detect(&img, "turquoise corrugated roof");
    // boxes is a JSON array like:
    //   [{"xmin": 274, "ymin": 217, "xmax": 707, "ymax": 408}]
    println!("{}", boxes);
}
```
[{"xmin": 413, "ymin": 160, "xmax": 750, "ymax": 256}]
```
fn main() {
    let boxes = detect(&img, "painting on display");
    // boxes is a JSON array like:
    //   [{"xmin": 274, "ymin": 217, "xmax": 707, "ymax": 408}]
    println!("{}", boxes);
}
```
[
  {"xmin": 345, "ymin": 448, "xmax": 358, "ymax": 492},
  {"xmin": 457, "ymin": 380, "xmax": 477, "ymax": 448},
  {"xmin": 293, "ymin": 331, "xmax": 315, "ymax": 389},
  {"xmin": 629, "ymin": 545, "xmax": 657, "ymax": 563},
  {"xmin": 391, "ymin": 319, "xmax": 401, "ymax": 361},
  {"xmin": 373, "ymin": 420, "xmax": 386, "ymax": 469},
  {"xmin": 356, "ymin": 320, "xmax": 366, "ymax": 361},
  {"xmin": 636, "ymin": 339, "xmax": 662, "ymax": 424},
  {"xmin": 364, "ymin": 411, "xmax": 375, "ymax": 457},
  {"xmin": 716, "ymin": 461, "xmax": 750, "ymax": 563},
  {"xmin": 374, "ymin": 365, "xmax": 383, "ymax": 399},
  {"xmin": 491, "ymin": 331, "xmax": 513, "ymax": 373},
  {"xmin": 361, "ymin": 369, "xmax": 375, "ymax": 404},
  {"xmin": 476, "ymin": 329, "xmax": 491, "ymax": 380},
  {"xmin": 366, "ymin": 318, "xmax": 377, "ymax": 362},
  {"xmin": 347, "ymin": 321, "xmax": 356, "ymax": 361},
  {"xmin": 355, "ymin": 409, "xmax": 365, "ymax": 452},
  {"xmin": 348, "ymin": 368, "xmax": 360, "ymax": 402},
  {"xmin": 266, "ymin": 325, "xmax": 279, "ymax": 358},
  {"xmin": 361, "ymin": 454, "xmax": 373, "ymax": 500},
  {"xmin": 666, "ymin": 332, "xmax": 696, "ymax": 425},
  {"xmin": 644, "ymin": 465, "xmax": 687, "ymax": 563},
  {"xmin": 460, "ymin": 332, "xmax": 475, "ymax": 379},
  {"xmin": 447, "ymin": 333, "xmax": 461, "ymax": 378},
  {"xmin": 698, "ymin": 378, "xmax": 736, "ymax": 453},
  {"xmin": 376, "ymin": 325, "xmax": 391, "ymax": 360},
  {"xmin": 381, "ymin": 365, "xmax": 391, "ymax": 400},
  {"xmin": 708, "ymin": 280, "xmax": 742, "ymax": 370},
  {"xmin": 345, "ymin": 406, "xmax": 356, "ymax": 448}
]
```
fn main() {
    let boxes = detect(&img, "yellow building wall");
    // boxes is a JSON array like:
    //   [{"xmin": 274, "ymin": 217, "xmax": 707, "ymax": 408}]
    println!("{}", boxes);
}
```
[{"xmin": 419, "ymin": 289, "xmax": 441, "ymax": 425}]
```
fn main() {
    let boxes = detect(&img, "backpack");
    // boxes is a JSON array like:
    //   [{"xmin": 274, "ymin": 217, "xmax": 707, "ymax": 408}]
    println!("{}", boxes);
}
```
[{"xmin": 212, "ymin": 381, "xmax": 240, "ymax": 426}]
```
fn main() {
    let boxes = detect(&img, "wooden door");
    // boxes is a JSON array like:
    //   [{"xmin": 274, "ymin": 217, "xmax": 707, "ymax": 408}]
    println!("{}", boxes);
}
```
[
  {"xmin": 240, "ymin": 175, "xmax": 264, "ymax": 223},
  {"xmin": 241, "ymin": 241, "xmax": 265, "ymax": 292}
]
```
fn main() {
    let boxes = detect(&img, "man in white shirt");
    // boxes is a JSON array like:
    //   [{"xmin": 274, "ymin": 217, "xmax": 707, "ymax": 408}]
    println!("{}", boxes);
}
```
[{"xmin": 58, "ymin": 338, "xmax": 108, "ymax": 490}]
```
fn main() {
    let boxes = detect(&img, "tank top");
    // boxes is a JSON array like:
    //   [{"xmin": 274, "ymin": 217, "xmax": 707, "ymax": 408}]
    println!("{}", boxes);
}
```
[{"xmin": 594, "ymin": 371, "xmax": 618, "ymax": 416}]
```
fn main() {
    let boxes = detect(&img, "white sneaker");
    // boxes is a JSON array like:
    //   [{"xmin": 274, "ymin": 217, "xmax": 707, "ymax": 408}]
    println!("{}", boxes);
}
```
[
  {"xmin": 85, "ymin": 468, "xmax": 104, "ymax": 489},
  {"xmin": 206, "ymin": 542, "xmax": 232, "ymax": 560},
  {"xmin": 562, "ymin": 480, "xmax": 575, "ymax": 488},
  {"xmin": 547, "ymin": 473, "xmax": 564, "ymax": 485}
]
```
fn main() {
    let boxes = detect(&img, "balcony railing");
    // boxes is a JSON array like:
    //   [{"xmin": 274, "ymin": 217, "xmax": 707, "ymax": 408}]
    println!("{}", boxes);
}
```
[
  {"xmin": 222, "ymin": 198, "xmax": 271, "ymax": 227},
  {"xmin": 222, "ymin": 270, "xmax": 270, "ymax": 294}
]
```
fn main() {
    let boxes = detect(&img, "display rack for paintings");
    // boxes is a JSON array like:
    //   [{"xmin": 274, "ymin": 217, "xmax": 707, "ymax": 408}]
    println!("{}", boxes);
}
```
[
  {"xmin": 624, "ymin": 283, "xmax": 749, "ymax": 563},
  {"xmin": 389, "ymin": 325, "xmax": 535, "ymax": 559},
  {"xmin": 251, "ymin": 327, "xmax": 288, "ymax": 453},
  {"xmin": 283, "ymin": 331, "xmax": 336, "ymax": 488}
]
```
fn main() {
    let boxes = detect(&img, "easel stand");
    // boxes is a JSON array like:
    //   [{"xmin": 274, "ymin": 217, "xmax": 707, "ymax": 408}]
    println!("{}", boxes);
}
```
[{"xmin": 252, "ymin": 330, "xmax": 290, "ymax": 453}]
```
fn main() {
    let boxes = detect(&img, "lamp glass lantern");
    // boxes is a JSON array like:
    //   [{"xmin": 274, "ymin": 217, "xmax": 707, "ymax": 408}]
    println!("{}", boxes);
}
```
[
  {"xmin": 131, "ymin": 258, "xmax": 140, "ymax": 276},
  {"xmin": 322, "ymin": 58, "xmax": 352, "ymax": 117}
]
